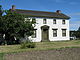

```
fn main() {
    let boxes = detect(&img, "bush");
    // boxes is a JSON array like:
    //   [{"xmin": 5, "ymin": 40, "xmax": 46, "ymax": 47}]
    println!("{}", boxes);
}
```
[
  {"xmin": 20, "ymin": 42, "xmax": 26, "ymax": 49},
  {"xmin": 26, "ymin": 42, "xmax": 35, "ymax": 48},
  {"xmin": 20, "ymin": 40, "xmax": 35, "ymax": 49}
]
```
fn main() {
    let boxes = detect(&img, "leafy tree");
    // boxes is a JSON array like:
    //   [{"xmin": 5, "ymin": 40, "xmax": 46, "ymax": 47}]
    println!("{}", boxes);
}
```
[
  {"xmin": 76, "ymin": 27, "xmax": 80, "ymax": 39},
  {"xmin": 78, "ymin": 27, "xmax": 80, "ymax": 31},
  {"xmin": 72, "ymin": 27, "xmax": 80, "ymax": 40},
  {"xmin": 0, "ymin": 5, "xmax": 4, "ymax": 45},
  {"xmin": 0, "ymin": 10, "xmax": 35, "ymax": 44},
  {"xmin": 0, "ymin": 5, "xmax": 3, "ymax": 16}
]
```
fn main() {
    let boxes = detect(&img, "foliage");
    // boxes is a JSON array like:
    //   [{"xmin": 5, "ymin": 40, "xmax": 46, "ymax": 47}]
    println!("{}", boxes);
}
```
[
  {"xmin": 0, "ymin": 53, "xmax": 4, "ymax": 60},
  {"xmin": 20, "ymin": 40, "xmax": 35, "ymax": 49},
  {"xmin": 0, "ymin": 10, "xmax": 35, "ymax": 45},
  {"xmin": 72, "ymin": 27, "xmax": 80, "ymax": 39},
  {"xmin": 75, "ymin": 27, "xmax": 80, "ymax": 39},
  {"xmin": 0, "ymin": 5, "xmax": 3, "ymax": 16},
  {"xmin": 78, "ymin": 27, "xmax": 80, "ymax": 31},
  {"xmin": 70, "ymin": 27, "xmax": 80, "ymax": 39},
  {"xmin": 74, "ymin": 31, "xmax": 80, "ymax": 39}
]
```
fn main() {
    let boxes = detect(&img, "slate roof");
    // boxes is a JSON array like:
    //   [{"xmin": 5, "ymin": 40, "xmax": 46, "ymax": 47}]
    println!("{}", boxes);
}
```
[{"xmin": 16, "ymin": 9, "xmax": 70, "ymax": 19}]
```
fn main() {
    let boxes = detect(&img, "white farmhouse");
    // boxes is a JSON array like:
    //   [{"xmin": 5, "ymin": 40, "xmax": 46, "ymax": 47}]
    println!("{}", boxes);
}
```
[{"xmin": 11, "ymin": 5, "xmax": 70, "ymax": 42}]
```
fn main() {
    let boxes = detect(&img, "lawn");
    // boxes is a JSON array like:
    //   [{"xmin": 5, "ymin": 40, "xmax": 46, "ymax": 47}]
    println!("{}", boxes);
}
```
[{"xmin": 0, "ymin": 40, "xmax": 80, "ymax": 60}]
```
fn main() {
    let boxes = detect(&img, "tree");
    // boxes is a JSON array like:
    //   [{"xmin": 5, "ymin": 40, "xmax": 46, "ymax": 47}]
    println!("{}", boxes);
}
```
[
  {"xmin": 78, "ymin": 27, "xmax": 80, "ymax": 31},
  {"xmin": 0, "ymin": 5, "xmax": 3, "ymax": 16},
  {"xmin": 76, "ymin": 27, "xmax": 80, "ymax": 39},
  {"xmin": 0, "ymin": 10, "xmax": 35, "ymax": 45},
  {"xmin": 72, "ymin": 27, "xmax": 80, "ymax": 40},
  {"xmin": 0, "ymin": 5, "xmax": 4, "ymax": 45}
]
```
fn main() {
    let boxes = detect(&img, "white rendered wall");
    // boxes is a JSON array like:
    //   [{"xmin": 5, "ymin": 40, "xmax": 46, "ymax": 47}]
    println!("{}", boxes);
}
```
[{"xmin": 29, "ymin": 18, "xmax": 70, "ymax": 42}]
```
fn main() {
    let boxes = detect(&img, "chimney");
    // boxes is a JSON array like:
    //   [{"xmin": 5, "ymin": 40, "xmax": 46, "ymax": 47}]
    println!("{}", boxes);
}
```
[
  {"xmin": 56, "ymin": 10, "xmax": 61, "ymax": 13},
  {"xmin": 11, "ymin": 5, "xmax": 15, "ymax": 10}
]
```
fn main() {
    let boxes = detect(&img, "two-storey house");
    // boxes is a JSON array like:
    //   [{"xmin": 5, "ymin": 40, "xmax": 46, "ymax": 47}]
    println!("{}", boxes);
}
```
[{"xmin": 11, "ymin": 5, "xmax": 70, "ymax": 42}]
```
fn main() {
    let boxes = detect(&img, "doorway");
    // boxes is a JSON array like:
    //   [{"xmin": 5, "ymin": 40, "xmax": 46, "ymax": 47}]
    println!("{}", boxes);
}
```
[{"xmin": 41, "ymin": 25, "xmax": 49, "ymax": 42}]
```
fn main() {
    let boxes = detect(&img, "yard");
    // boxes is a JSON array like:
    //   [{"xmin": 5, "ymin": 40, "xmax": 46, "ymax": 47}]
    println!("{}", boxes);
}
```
[{"xmin": 0, "ymin": 40, "xmax": 80, "ymax": 60}]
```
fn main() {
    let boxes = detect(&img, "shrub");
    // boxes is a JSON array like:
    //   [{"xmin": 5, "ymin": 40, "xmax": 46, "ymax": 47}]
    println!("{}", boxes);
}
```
[
  {"xmin": 26, "ymin": 42, "xmax": 35, "ymax": 48},
  {"xmin": 20, "ymin": 40, "xmax": 35, "ymax": 49},
  {"xmin": 20, "ymin": 42, "xmax": 26, "ymax": 49}
]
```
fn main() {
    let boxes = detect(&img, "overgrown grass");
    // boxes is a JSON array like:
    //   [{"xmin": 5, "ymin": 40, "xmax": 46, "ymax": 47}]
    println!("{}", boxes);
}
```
[{"xmin": 0, "ymin": 40, "xmax": 80, "ymax": 60}]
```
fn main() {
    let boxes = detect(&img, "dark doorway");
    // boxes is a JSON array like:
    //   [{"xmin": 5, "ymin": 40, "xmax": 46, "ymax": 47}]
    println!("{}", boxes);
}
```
[{"xmin": 41, "ymin": 25, "xmax": 49, "ymax": 42}]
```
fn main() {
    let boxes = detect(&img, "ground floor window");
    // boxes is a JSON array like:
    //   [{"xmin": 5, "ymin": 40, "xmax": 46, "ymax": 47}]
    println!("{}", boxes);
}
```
[
  {"xmin": 62, "ymin": 29, "xmax": 66, "ymax": 37},
  {"xmin": 53, "ymin": 29, "xmax": 57, "ymax": 37},
  {"xmin": 32, "ymin": 29, "xmax": 37, "ymax": 38}
]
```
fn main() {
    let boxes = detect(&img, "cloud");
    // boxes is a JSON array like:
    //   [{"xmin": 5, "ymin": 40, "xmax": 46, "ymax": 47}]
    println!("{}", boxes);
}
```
[{"xmin": 70, "ymin": 21, "xmax": 80, "ymax": 30}]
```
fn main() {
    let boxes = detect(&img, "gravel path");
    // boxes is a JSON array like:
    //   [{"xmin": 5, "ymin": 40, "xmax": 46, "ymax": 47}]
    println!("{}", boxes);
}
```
[{"xmin": 4, "ymin": 48, "xmax": 80, "ymax": 60}]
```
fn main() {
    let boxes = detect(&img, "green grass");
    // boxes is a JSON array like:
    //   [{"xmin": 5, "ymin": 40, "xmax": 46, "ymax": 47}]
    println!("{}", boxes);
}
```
[
  {"xmin": 0, "ymin": 40, "xmax": 80, "ymax": 60},
  {"xmin": 0, "ymin": 40, "xmax": 80, "ymax": 53},
  {"xmin": 0, "ymin": 53, "xmax": 4, "ymax": 60}
]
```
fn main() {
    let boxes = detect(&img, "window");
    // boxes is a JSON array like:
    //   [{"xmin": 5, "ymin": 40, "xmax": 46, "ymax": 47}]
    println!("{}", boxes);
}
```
[
  {"xmin": 24, "ymin": 18, "xmax": 31, "ymax": 22},
  {"xmin": 24, "ymin": 18, "xmax": 28, "ymax": 22},
  {"xmin": 62, "ymin": 29, "xmax": 66, "ymax": 37},
  {"xmin": 62, "ymin": 20, "xmax": 65, "ymax": 24},
  {"xmin": 32, "ymin": 18, "xmax": 36, "ymax": 27},
  {"xmin": 43, "ymin": 19, "xmax": 46, "ymax": 24},
  {"xmin": 32, "ymin": 18, "xmax": 36, "ymax": 23},
  {"xmin": 53, "ymin": 19, "xmax": 56, "ymax": 24},
  {"xmin": 32, "ymin": 29, "xmax": 37, "ymax": 38},
  {"xmin": 53, "ymin": 29, "xmax": 57, "ymax": 37}
]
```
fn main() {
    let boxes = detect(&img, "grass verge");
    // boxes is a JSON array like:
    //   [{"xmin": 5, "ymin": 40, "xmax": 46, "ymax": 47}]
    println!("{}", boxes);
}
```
[
  {"xmin": 0, "ymin": 53, "xmax": 4, "ymax": 60},
  {"xmin": 0, "ymin": 40, "xmax": 80, "ymax": 60}
]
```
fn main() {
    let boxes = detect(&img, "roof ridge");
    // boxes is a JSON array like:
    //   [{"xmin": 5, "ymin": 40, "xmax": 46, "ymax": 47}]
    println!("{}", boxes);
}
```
[
  {"xmin": 16, "ymin": 9, "xmax": 70, "ymax": 19},
  {"xmin": 16, "ymin": 9, "xmax": 58, "ymax": 13}
]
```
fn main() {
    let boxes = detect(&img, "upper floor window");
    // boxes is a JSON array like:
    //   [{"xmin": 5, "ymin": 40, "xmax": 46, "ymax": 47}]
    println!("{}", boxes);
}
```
[
  {"xmin": 53, "ymin": 29, "xmax": 57, "ymax": 37},
  {"xmin": 32, "ymin": 18, "xmax": 36, "ymax": 23},
  {"xmin": 43, "ymin": 19, "xmax": 47, "ymax": 24},
  {"xmin": 62, "ymin": 29, "xmax": 66, "ymax": 37},
  {"xmin": 24, "ymin": 18, "xmax": 28, "ymax": 22},
  {"xmin": 53, "ymin": 19, "xmax": 56, "ymax": 24},
  {"xmin": 62, "ymin": 20, "xmax": 65, "ymax": 24},
  {"xmin": 24, "ymin": 18, "xmax": 31, "ymax": 22}
]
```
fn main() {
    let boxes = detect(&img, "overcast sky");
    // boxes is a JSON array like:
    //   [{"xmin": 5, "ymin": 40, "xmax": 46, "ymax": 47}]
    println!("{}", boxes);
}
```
[{"xmin": 0, "ymin": 0, "xmax": 80, "ymax": 30}]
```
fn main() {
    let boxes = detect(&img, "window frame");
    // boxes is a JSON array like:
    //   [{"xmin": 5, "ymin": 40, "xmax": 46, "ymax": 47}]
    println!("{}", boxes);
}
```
[
  {"xmin": 62, "ymin": 20, "xmax": 66, "ymax": 24},
  {"xmin": 24, "ymin": 18, "xmax": 30, "ymax": 22},
  {"xmin": 53, "ymin": 19, "xmax": 56, "ymax": 24},
  {"xmin": 43, "ymin": 19, "xmax": 47, "ymax": 24},
  {"xmin": 62, "ymin": 29, "xmax": 66, "ymax": 37},
  {"xmin": 52, "ymin": 29, "xmax": 57, "ymax": 37},
  {"xmin": 32, "ymin": 18, "xmax": 36, "ymax": 23}
]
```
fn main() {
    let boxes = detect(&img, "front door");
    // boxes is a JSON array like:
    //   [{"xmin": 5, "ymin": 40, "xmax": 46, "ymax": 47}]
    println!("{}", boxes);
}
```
[{"xmin": 41, "ymin": 25, "xmax": 49, "ymax": 42}]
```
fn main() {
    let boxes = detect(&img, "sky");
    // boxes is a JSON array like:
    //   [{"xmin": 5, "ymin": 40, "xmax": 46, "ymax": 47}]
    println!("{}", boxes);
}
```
[{"xmin": 0, "ymin": 0, "xmax": 80, "ymax": 30}]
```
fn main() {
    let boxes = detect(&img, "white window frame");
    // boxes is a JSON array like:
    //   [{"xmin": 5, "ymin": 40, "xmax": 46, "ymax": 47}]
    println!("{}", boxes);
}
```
[
  {"xmin": 53, "ymin": 19, "xmax": 56, "ymax": 24},
  {"xmin": 53, "ymin": 29, "xmax": 57, "ymax": 37},
  {"xmin": 62, "ymin": 29, "xmax": 66, "ymax": 37},
  {"xmin": 43, "ymin": 19, "xmax": 47, "ymax": 24}
]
